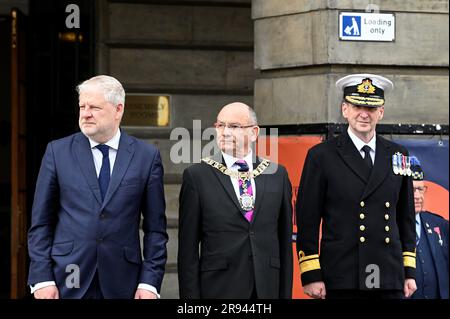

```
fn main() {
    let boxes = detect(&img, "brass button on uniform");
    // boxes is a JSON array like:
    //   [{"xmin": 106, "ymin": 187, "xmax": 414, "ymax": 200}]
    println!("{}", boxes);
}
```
[
  {"xmin": 360, "ymin": 213, "xmax": 365, "ymax": 220},
  {"xmin": 385, "ymin": 237, "xmax": 390, "ymax": 244},
  {"xmin": 384, "ymin": 214, "xmax": 389, "ymax": 220},
  {"xmin": 385, "ymin": 202, "xmax": 390, "ymax": 208},
  {"xmin": 385, "ymin": 226, "xmax": 390, "ymax": 232},
  {"xmin": 360, "ymin": 237, "xmax": 365, "ymax": 243},
  {"xmin": 360, "ymin": 201, "xmax": 365, "ymax": 207},
  {"xmin": 360, "ymin": 225, "xmax": 366, "ymax": 231}
]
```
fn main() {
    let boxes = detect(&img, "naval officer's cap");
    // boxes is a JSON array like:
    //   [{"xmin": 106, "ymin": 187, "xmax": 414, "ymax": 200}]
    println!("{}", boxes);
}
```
[{"xmin": 336, "ymin": 73, "xmax": 394, "ymax": 107}]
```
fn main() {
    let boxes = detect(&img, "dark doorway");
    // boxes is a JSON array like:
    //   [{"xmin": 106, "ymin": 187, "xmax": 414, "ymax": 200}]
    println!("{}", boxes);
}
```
[
  {"xmin": 1, "ymin": 0, "xmax": 95, "ymax": 298},
  {"xmin": 27, "ymin": 0, "xmax": 95, "ymax": 192},
  {"xmin": 0, "ymin": 14, "xmax": 12, "ymax": 299}
]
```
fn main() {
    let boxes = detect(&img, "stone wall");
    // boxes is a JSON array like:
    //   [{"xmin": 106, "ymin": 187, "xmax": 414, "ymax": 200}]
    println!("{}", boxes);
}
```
[
  {"xmin": 253, "ymin": 0, "xmax": 449, "ymax": 125},
  {"xmin": 96, "ymin": 0, "xmax": 254, "ymax": 298}
]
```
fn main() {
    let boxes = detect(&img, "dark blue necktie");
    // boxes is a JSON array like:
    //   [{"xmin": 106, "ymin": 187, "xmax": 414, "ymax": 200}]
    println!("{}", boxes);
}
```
[
  {"xmin": 362, "ymin": 145, "xmax": 373, "ymax": 170},
  {"xmin": 96, "ymin": 144, "xmax": 110, "ymax": 201}
]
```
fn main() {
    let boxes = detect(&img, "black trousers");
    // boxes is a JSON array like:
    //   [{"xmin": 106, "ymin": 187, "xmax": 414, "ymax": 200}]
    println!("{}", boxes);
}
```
[
  {"xmin": 82, "ymin": 271, "xmax": 104, "ymax": 299},
  {"xmin": 249, "ymin": 285, "xmax": 258, "ymax": 299},
  {"xmin": 326, "ymin": 289, "xmax": 404, "ymax": 299}
]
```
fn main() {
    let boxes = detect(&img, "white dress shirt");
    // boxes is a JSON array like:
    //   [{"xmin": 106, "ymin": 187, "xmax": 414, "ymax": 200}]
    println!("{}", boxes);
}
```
[
  {"xmin": 31, "ymin": 129, "xmax": 160, "ymax": 298},
  {"xmin": 222, "ymin": 151, "xmax": 256, "ymax": 202},
  {"xmin": 347, "ymin": 127, "xmax": 376, "ymax": 164},
  {"xmin": 89, "ymin": 129, "xmax": 121, "ymax": 176}
]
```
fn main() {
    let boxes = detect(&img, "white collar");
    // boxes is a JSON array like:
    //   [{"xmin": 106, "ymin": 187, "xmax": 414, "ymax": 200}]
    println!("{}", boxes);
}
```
[
  {"xmin": 88, "ymin": 129, "xmax": 121, "ymax": 150},
  {"xmin": 347, "ymin": 127, "xmax": 376, "ymax": 152},
  {"xmin": 222, "ymin": 150, "xmax": 254, "ymax": 171}
]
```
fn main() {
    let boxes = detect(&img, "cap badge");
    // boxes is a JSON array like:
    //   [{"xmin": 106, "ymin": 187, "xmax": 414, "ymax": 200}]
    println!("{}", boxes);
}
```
[{"xmin": 357, "ymin": 79, "xmax": 376, "ymax": 94}]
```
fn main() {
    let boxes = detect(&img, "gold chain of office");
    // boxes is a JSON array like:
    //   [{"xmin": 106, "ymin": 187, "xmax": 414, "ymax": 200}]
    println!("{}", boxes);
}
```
[{"xmin": 201, "ymin": 157, "xmax": 270, "ymax": 181}]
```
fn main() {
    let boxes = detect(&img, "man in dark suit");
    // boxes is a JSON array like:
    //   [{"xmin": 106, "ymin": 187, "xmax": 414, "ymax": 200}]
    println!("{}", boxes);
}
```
[
  {"xmin": 296, "ymin": 74, "xmax": 417, "ymax": 299},
  {"xmin": 409, "ymin": 156, "xmax": 449, "ymax": 299},
  {"xmin": 28, "ymin": 75, "xmax": 168, "ymax": 299},
  {"xmin": 178, "ymin": 102, "xmax": 293, "ymax": 299}
]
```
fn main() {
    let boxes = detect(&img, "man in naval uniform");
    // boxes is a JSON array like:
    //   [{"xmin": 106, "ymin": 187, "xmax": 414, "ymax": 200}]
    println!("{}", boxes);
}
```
[
  {"xmin": 296, "ymin": 74, "xmax": 417, "ymax": 299},
  {"xmin": 178, "ymin": 102, "xmax": 293, "ymax": 299},
  {"xmin": 409, "ymin": 156, "xmax": 449, "ymax": 299}
]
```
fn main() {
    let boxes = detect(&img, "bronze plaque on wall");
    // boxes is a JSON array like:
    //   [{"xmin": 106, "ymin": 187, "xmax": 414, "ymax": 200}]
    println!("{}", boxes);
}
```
[{"xmin": 122, "ymin": 94, "xmax": 170, "ymax": 127}]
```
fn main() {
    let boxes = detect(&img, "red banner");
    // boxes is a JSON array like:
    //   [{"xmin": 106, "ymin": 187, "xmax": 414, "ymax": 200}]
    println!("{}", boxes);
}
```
[{"xmin": 257, "ymin": 135, "xmax": 323, "ymax": 299}]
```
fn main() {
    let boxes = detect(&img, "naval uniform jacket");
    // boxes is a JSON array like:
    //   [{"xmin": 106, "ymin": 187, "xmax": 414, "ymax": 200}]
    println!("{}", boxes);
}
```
[{"xmin": 296, "ymin": 129, "xmax": 416, "ymax": 290}]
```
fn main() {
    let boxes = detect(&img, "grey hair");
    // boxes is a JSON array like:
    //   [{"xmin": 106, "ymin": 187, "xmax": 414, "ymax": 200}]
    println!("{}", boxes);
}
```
[
  {"xmin": 76, "ymin": 75, "xmax": 125, "ymax": 106},
  {"xmin": 248, "ymin": 107, "xmax": 258, "ymax": 125}
]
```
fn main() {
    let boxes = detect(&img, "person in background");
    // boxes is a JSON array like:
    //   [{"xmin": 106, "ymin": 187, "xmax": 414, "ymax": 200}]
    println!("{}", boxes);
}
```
[{"xmin": 410, "ymin": 156, "xmax": 449, "ymax": 299}]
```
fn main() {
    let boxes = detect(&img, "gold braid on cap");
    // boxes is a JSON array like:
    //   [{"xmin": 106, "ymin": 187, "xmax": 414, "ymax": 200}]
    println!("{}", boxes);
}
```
[{"xmin": 345, "ymin": 96, "xmax": 385, "ymax": 106}]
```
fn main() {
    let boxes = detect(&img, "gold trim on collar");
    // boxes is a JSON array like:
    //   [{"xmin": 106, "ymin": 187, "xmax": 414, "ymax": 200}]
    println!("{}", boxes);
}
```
[{"xmin": 202, "ymin": 157, "xmax": 270, "ymax": 181}]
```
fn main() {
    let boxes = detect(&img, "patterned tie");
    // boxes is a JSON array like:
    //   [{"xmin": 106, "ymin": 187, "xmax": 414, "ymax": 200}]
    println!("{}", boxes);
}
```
[
  {"xmin": 361, "ymin": 145, "xmax": 373, "ymax": 170},
  {"xmin": 235, "ymin": 160, "xmax": 253, "ymax": 222},
  {"xmin": 416, "ymin": 219, "xmax": 420, "ymax": 245},
  {"xmin": 96, "ymin": 144, "xmax": 110, "ymax": 201}
]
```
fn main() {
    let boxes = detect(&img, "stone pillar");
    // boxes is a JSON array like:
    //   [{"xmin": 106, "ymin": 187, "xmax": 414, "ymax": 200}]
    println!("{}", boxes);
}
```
[{"xmin": 253, "ymin": 0, "xmax": 449, "ymax": 125}]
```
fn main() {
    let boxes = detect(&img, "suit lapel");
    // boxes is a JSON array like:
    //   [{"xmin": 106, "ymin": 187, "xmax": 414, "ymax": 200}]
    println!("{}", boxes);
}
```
[
  {"xmin": 422, "ymin": 215, "xmax": 439, "ymax": 261},
  {"xmin": 73, "ymin": 133, "xmax": 102, "ymax": 205},
  {"xmin": 102, "ymin": 132, "xmax": 135, "ymax": 208},
  {"xmin": 337, "ymin": 131, "xmax": 370, "ymax": 184},
  {"xmin": 251, "ymin": 157, "xmax": 265, "ymax": 223},
  {"xmin": 361, "ymin": 137, "xmax": 391, "ymax": 199},
  {"xmin": 209, "ymin": 154, "xmax": 242, "ymax": 213},
  {"xmin": 423, "ymin": 217, "xmax": 446, "ymax": 295}
]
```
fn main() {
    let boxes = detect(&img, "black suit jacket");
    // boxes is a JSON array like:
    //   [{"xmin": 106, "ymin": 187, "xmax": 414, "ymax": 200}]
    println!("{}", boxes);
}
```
[
  {"xmin": 296, "ymin": 129, "xmax": 416, "ymax": 291},
  {"xmin": 178, "ymin": 155, "xmax": 293, "ymax": 299}
]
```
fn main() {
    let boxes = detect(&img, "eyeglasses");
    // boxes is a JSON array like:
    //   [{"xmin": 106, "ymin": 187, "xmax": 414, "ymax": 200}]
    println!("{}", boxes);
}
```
[
  {"xmin": 214, "ymin": 122, "xmax": 256, "ymax": 130},
  {"xmin": 413, "ymin": 186, "xmax": 428, "ymax": 194}
]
